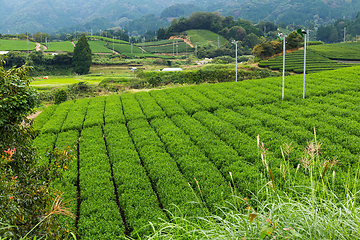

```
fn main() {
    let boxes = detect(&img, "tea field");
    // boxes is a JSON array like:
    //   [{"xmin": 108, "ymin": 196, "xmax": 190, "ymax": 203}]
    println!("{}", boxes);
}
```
[
  {"xmin": 258, "ymin": 49, "xmax": 354, "ymax": 73},
  {"xmin": 0, "ymin": 39, "xmax": 36, "ymax": 51},
  {"xmin": 310, "ymin": 41, "xmax": 360, "ymax": 60},
  {"xmin": 33, "ymin": 66, "xmax": 360, "ymax": 239}
]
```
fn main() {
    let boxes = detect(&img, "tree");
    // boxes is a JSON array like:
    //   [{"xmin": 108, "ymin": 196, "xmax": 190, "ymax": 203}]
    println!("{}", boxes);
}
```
[
  {"xmin": 73, "ymin": 34, "xmax": 92, "ymax": 75},
  {"xmin": 286, "ymin": 31, "xmax": 304, "ymax": 49},
  {"xmin": 157, "ymin": 28, "xmax": 166, "ymax": 40},
  {"xmin": 242, "ymin": 33, "xmax": 260, "ymax": 48}
]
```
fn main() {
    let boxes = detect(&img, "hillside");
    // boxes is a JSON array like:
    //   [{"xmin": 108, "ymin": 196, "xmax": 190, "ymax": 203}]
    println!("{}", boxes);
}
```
[
  {"xmin": 33, "ymin": 65, "xmax": 360, "ymax": 238},
  {"xmin": 185, "ymin": 29, "xmax": 227, "ymax": 49},
  {"xmin": 1, "ymin": 0, "xmax": 360, "ymax": 34},
  {"xmin": 0, "ymin": 0, "xmax": 192, "ymax": 34}
]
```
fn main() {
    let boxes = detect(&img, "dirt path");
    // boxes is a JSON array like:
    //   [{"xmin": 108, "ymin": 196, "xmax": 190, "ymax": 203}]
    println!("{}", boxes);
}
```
[
  {"xmin": 71, "ymin": 41, "xmax": 76, "ymax": 47},
  {"xmin": 169, "ymin": 36, "xmax": 194, "ymax": 48},
  {"xmin": 27, "ymin": 111, "xmax": 42, "ymax": 120},
  {"xmin": 36, "ymin": 43, "xmax": 47, "ymax": 51}
]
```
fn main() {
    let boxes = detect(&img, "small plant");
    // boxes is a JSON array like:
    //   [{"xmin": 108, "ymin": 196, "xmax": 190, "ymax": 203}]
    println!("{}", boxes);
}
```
[
  {"xmin": 145, "ymin": 131, "xmax": 360, "ymax": 239},
  {"xmin": 54, "ymin": 88, "xmax": 67, "ymax": 104}
]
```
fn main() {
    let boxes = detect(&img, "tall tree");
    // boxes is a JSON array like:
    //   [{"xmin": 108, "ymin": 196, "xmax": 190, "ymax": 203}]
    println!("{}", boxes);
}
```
[{"xmin": 73, "ymin": 34, "xmax": 92, "ymax": 75}]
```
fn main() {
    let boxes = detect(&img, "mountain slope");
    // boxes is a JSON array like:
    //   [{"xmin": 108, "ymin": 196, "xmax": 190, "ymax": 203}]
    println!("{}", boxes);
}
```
[
  {"xmin": 0, "ymin": 0, "xmax": 192, "ymax": 34},
  {"xmin": 1, "ymin": 0, "xmax": 360, "ymax": 34}
]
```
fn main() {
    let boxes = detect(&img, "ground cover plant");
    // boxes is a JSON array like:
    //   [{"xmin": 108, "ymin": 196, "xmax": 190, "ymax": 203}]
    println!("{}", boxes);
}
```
[
  {"xmin": 32, "ymin": 65, "xmax": 360, "ymax": 239},
  {"xmin": 258, "ymin": 49, "xmax": 354, "ymax": 73},
  {"xmin": 0, "ymin": 39, "xmax": 36, "ymax": 51}
]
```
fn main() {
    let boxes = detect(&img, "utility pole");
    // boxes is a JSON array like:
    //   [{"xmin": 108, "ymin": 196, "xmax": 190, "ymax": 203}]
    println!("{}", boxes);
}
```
[
  {"xmin": 195, "ymin": 45, "xmax": 197, "ymax": 62},
  {"xmin": 27, "ymin": 32, "xmax": 29, "ymax": 54},
  {"xmin": 278, "ymin": 33, "xmax": 287, "ymax": 100},
  {"xmin": 344, "ymin": 26, "xmax": 346, "ymax": 42},
  {"xmin": 232, "ymin": 40, "xmax": 238, "ymax": 82},
  {"xmin": 113, "ymin": 36, "xmax": 114, "ymax": 51},
  {"xmin": 176, "ymin": 40, "xmax": 178, "ymax": 56},
  {"xmin": 218, "ymin": 37, "xmax": 220, "ymax": 48},
  {"xmin": 303, "ymin": 30, "xmax": 308, "ymax": 99},
  {"xmin": 173, "ymin": 40, "xmax": 174, "ymax": 56}
]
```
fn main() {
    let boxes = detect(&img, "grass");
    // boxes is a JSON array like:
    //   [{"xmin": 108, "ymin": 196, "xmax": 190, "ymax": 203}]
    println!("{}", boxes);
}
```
[
  {"xmin": 31, "ymin": 75, "xmax": 103, "ymax": 90},
  {"xmin": 145, "ymin": 133, "xmax": 360, "ymax": 239},
  {"xmin": 0, "ymin": 39, "xmax": 36, "ymax": 51},
  {"xmin": 185, "ymin": 29, "xmax": 227, "ymax": 48}
]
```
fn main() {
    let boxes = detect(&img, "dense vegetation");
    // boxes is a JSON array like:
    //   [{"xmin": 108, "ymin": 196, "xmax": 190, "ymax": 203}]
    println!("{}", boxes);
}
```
[
  {"xmin": 0, "ymin": 62, "xmax": 75, "ymax": 239},
  {"xmin": 33, "ymin": 65, "xmax": 360, "ymax": 238},
  {"xmin": 316, "ymin": 13, "xmax": 360, "ymax": 43}
]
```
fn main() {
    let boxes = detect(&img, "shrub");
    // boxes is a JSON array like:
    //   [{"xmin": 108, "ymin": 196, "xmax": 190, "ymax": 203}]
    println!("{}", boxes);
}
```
[{"xmin": 55, "ymin": 88, "xmax": 68, "ymax": 104}]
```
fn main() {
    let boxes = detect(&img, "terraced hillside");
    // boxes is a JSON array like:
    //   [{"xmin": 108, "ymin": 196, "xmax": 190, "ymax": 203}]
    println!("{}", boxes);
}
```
[
  {"xmin": 33, "ymin": 66, "xmax": 360, "ymax": 239},
  {"xmin": 258, "ymin": 49, "xmax": 354, "ymax": 73}
]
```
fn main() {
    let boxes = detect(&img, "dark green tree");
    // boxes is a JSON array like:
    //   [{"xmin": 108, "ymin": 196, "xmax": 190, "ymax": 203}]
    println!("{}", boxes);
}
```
[
  {"xmin": 73, "ymin": 34, "xmax": 92, "ymax": 75},
  {"xmin": 157, "ymin": 28, "xmax": 166, "ymax": 40}
]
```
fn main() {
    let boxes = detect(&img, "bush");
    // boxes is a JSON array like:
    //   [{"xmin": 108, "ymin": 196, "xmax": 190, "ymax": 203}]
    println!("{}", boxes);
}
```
[
  {"xmin": 55, "ymin": 89, "xmax": 68, "ymax": 104},
  {"xmin": 213, "ymin": 56, "xmax": 235, "ymax": 64},
  {"xmin": 1, "ymin": 62, "xmax": 75, "ymax": 239}
]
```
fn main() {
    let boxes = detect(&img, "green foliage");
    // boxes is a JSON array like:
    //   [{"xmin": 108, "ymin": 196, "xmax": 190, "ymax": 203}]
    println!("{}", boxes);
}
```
[
  {"xmin": 55, "ymin": 89, "xmax": 68, "ymax": 104},
  {"xmin": 213, "ymin": 56, "xmax": 235, "ymax": 64},
  {"xmin": 143, "ymin": 67, "xmax": 280, "ymax": 87},
  {"xmin": 1, "ymin": 63, "xmax": 75, "ymax": 239},
  {"xmin": 160, "ymin": 3, "xmax": 203, "ymax": 19},
  {"xmin": 73, "ymin": 35, "xmax": 92, "ymax": 75},
  {"xmin": 0, "ymin": 62, "xmax": 38, "ymax": 125},
  {"xmin": 3, "ymin": 51, "xmax": 27, "ymax": 68},
  {"xmin": 123, "ymin": 14, "xmax": 169, "ymax": 36},
  {"xmin": 286, "ymin": 31, "xmax": 304, "ymax": 49},
  {"xmin": 31, "ymin": 64, "xmax": 360, "ymax": 239}
]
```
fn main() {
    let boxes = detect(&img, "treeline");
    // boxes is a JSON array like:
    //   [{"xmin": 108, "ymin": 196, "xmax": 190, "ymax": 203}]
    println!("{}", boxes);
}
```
[
  {"xmin": 317, "ymin": 13, "xmax": 360, "ymax": 43},
  {"xmin": 157, "ymin": 12, "xmax": 277, "ymax": 41},
  {"xmin": 0, "ymin": 51, "xmax": 73, "ymax": 75},
  {"xmin": 154, "ymin": 12, "xmax": 279, "ymax": 57}
]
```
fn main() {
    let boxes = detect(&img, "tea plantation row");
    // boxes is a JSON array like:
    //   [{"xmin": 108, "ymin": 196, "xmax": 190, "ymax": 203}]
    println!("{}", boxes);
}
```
[
  {"xmin": 259, "ymin": 49, "xmax": 353, "ymax": 73},
  {"xmin": 33, "ymin": 66, "xmax": 360, "ymax": 239}
]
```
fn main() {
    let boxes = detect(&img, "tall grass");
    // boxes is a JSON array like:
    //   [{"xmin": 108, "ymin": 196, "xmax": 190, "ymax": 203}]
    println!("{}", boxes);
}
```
[{"xmin": 143, "ymin": 129, "xmax": 360, "ymax": 239}]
